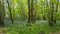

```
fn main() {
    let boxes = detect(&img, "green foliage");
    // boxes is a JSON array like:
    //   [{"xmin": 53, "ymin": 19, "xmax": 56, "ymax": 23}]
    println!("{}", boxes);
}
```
[
  {"xmin": 4, "ymin": 22, "xmax": 60, "ymax": 34},
  {"xmin": 4, "ymin": 0, "xmax": 60, "ymax": 20}
]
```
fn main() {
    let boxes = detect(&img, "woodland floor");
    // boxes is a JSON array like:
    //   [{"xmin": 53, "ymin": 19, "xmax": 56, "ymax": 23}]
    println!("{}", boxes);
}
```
[
  {"xmin": 0, "ymin": 27, "xmax": 5, "ymax": 34},
  {"xmin": 0, "ymin": 20, "xmax": 60, "ymax": 34}
]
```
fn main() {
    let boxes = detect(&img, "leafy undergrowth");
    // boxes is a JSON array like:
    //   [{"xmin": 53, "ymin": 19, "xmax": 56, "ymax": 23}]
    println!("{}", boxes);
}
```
[{"xmin": 3, "ymin": 22, "xmax": 60, "ymax": 34}]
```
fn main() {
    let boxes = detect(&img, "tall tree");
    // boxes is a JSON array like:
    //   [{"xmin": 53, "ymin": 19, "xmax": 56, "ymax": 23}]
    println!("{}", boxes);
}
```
[
  {"xmin": 54, "ymin": 0, "xmax": 59, "ymax": 24},
  {"xmin": 7, "ymin": 0, "xmax": 13, "ymax": 23},
  {"xmin": 2, "ymin": 0, "xmax": 5, "ymax": 23},
  {"xmin": 0, "ymin": 0, "xmax": 4, "ymax": 26},
  {"xmin": 49, "ymin": 0, "xmax": 56, "ymax": 26},
  {"xmin": 43, "ymin": 0, "xmax": 46, "ymax": 20},
  {"xmin": 31, "ymin": 0, "xmax": 34, "ymax": 22},
  {"xmin": 33, "ymin": 0, "xmax": 37, "ymax": 22},
  {"xmin": 27, "ymin": 0, "xmax": 31, "ymax": 23},
  {"xmin": 27, "ymin": 0, "xmax": 35, "ymax": 23}
]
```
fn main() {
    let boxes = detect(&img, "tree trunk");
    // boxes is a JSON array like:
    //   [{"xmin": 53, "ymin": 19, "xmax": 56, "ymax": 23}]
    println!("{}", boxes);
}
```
[
  {"xmin": 54, "ymin": 0, "xmax": 59, "ymax": 24},
  {"xmin": 31, "ymin": 0, "xmax": 34, "ymax": 22},
  {"xmin": 33, "ymin": 0, "xmax": 37, "ymax": 22},
  {"xmin": 0, "ymin": 0, "xmax": 4, "ymax": 26},
  {"xmin": 27, "ymin": 0, "xmax": 31, "ymax": 23},
  {"xmin": 49, "ymin": 0, "xmax": 55, "ymax": 26},
  {"xmin": 7, "ymin": 0, "xmax": 13, "ymax": 23}
]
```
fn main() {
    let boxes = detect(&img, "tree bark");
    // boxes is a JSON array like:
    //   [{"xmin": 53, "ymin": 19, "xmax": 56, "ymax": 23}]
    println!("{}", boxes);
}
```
[
  {"xmin": 7, "ymin": 0, "xmax": 13, "ymax": 23},
  {"xmin": 54, "ymin": 0, "xmax": 59, "ymax": 24},
  {"xmin": 27, "ymin": 0, "xmax": 31, "ymax": 23},
  {"xmin": 0, "ymin": 0, "xmax": 4, "ymax": 26},
  {"xmin": 49, "ymin": 0, "xmax": 55, "ymax": 26},
  {"xmin": 31, "ymin": 0, "xmax": 34, "ymax": 22}
]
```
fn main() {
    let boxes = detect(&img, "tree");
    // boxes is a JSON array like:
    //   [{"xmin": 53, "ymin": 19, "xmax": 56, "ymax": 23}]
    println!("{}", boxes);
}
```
[
  {"xmin": 31, "ymin": 0, "xmax": 34, "ymax": 22},
  {"xmin": 7, "ymin": 0, "xmax": 13, "ymax": 23},
  {"xmin": 54, "ymin": 0, "xmax": 59, "ymax": 24},
  {"xmin": 0, "ymin": 0, "xmax": 5, "ymax": 26},
  {"xmin": 43, "ymin": 0, "xmax": 46, "ymax": 20},
  {"xmin": 27, "ymin": 0, "xmax": 31, "ymax": 23},
  {"xmin": 33, "ymin": 0, "xmax": 37, "ymax": 22},
  {"xmin": 48, "ymin": 0, "xmax": 56, "ymax": 26}
]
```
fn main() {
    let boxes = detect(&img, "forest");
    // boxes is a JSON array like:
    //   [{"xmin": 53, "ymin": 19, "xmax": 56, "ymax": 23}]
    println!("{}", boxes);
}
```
[{"xmin": 0, "ymin": 0, "xmax": 60, "ymax": 34}]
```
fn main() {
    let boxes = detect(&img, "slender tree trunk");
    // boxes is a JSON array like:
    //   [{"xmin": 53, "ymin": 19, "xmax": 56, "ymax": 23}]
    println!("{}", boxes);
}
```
[
  {"xmin": 56, "ymin": 0, "xmax": 58, "ymax": 12},
  {"xmin": 43, "ymin": 0, "xmax": 46, "ymax": 20},
  {"xmin": 0, "ymin": 0, "xmax": 4, "ymax": 26},
  {"xmin": 2, "ymin": 0, "xmax": 5, "ymax": 24},
  {"xmin": 27, "ymin": 0, "xmax": 31, "ymax": 23},
  {"xmin": 7, "ymin": 0, "xmax": 13, "ymax": 23},
  {"xmin": 33, "ymin": 0, "xmax": 37, "ymax": 22},
  {"xmin": 54, "ymin": 0, "xmax": 58, "ymax": 24},
  {"xmin": 31, "ymin": 0, "xmax": 34, "ymax": 22}
]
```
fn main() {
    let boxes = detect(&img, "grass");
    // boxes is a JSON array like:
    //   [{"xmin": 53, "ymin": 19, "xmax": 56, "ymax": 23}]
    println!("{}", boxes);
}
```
[{"xmin": 3, "ymin": 22, "xmax": 60, "ymax": 34}]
